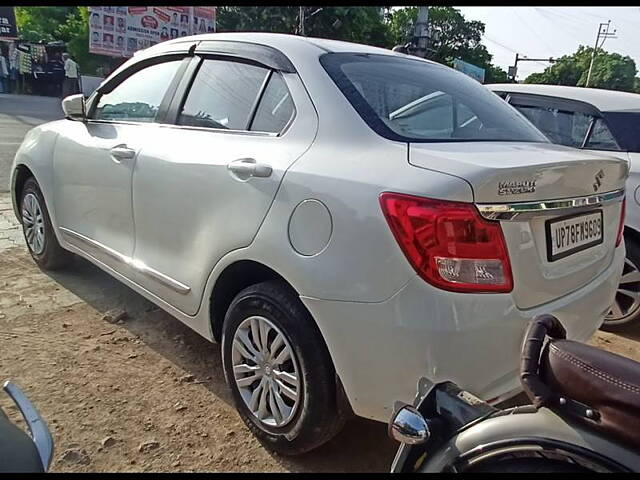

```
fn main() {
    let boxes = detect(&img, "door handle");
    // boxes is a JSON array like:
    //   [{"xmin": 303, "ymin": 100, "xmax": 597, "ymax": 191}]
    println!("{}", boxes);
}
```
[
  {"xmin": 109, "ymin": 145, "xmax": 136, "ymax": 162},
  {"xmin": 227, "ymin": 158, "xmax": 272, "ymax": 179}
]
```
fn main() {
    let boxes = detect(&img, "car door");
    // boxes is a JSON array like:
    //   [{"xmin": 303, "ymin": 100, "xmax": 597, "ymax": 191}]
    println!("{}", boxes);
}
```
[
  {"xmin": 130, "ymin": 54, "xmax": 317, "ymax": 315},
  {"xmin": 52, "ymin": 56, "xmax": 187, "ymax": 277}
]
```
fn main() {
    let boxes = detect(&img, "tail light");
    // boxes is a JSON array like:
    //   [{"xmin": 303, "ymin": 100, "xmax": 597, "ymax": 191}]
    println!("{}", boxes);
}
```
[
  {"xmin": 616, "ymin": 197, "xmax": 626, "ymax": 247},
  {"xmin": 380, "ymin": 192, "xmax": 513, "ymax": 293}
]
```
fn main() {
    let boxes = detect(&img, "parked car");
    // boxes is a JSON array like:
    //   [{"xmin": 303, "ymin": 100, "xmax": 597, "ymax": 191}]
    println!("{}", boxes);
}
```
[
  {"xmin": 487, "ymin": 83, "xmax": 640, "ymax": 331},
  {"xmin": 10, "ymin": 33, "xmax": 627, "ymax": 455}
]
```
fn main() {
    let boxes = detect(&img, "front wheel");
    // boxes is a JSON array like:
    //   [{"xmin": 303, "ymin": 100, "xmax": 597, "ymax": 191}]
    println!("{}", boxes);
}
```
[
  {"xmin": 601, "ymin": 235, "xmax": 640, "ymax": 332},
  {"xmin": 221, "ymin": 281, "xmax": 345, "ymax": 455},
  {"xmin": 19, "ymin": 178, "xmax": 73, "ymax": 270}
]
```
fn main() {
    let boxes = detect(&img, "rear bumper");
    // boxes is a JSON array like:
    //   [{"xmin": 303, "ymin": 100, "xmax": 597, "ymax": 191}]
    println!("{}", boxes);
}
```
[{"xmin": 301, "ymin": 244, "xmax": 625, "ymax": 423}]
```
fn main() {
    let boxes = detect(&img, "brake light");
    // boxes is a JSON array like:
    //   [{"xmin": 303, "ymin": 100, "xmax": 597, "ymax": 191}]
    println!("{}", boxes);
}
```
[
  {"xmin": 380, "ymin": 192, "xmax": 513, "ymax": 293},
  {"xmin": 616, "ymin": 197, "xmax": 626, "ymax": 247}
]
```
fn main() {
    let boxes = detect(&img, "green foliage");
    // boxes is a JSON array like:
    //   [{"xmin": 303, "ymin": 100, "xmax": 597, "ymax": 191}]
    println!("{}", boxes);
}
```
[
  {"xmin": 15, "ymin": 7, "xmax": 75, "ymax": 42},
  {"xmin": 635, "ymin": 77, "xmax": 640, "ymax": 94},
  {"xmin": 387, "ymin": 6, "xmax": 507, "ymax": 83},
  {"xmin": 524, "ymin": 45, "xmax": 637, "ymax": 92},
  {"xmin": 15, "ymin": 6, "xmax": 110, "ymax": 75},
  {"xmin": 217, "ymin": 6, "xmax": 391, "ymax": 47}
]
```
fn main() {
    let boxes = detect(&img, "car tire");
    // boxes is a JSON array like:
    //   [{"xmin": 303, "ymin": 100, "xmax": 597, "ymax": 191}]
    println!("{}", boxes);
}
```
[
  {"xmin": 19, "ymin": 177, "xmax": 73, "ymax": 270},
  {"xmin": 601, "ymin": 234, "xmax": 640, "ymax": 332},
  {"xmin": 221, "ymin": 280, "xmax": 345, "ymax": 455}
]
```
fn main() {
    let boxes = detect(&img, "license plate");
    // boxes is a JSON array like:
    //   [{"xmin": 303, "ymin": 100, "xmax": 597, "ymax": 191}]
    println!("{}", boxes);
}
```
[{"xmin": 546, "ymin": 210, "xmax": 603, "ymax": 262}]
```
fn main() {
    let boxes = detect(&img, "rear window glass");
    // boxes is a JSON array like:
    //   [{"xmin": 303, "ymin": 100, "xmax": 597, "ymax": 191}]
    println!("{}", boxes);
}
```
[
  {"xmin": 320, "ymin": 53, "xmax": 548, "ymax": 144},
  {"xmin": 514, "ymin": 105, "xmax": 592, "ymax": 148},
  {"xmin": 586, "ymin": 117, "xmax": 621, "ymax": 151}
]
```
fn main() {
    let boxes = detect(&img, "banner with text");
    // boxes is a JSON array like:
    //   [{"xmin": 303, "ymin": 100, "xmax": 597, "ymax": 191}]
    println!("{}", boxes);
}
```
[
  {"xmin": 89, "ymin": 6, "xmax": 216, "ymax": 58},
  {"xmin": 0, "ymin": 6, "xmax": 18, "ymax": 39}
]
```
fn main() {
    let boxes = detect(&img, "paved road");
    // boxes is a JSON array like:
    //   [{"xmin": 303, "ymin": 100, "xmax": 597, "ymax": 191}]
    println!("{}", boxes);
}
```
[{"xmin": 0, "ymin": 94, "xmax": 63, "ymax": 192}]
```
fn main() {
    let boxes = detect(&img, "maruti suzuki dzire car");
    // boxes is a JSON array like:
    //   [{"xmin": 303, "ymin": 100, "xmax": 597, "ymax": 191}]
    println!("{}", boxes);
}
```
[{"xmin": 10, "ymin": 33, "xmax": 627, "ymax": 455}]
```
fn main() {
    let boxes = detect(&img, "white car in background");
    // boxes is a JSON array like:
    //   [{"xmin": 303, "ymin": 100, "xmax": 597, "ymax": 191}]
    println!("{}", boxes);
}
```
[
  {"xmin": 10, "ymin": 34, "xmax": 627, "ymax": 455},
  {"xmin": 488, "ymin": 84, "xmax": 640, "ymax": 331}
]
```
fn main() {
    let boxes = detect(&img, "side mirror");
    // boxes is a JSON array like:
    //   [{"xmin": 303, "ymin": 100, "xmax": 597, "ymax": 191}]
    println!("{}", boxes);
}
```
[
  {"xmin": 388, "ymin": 404, "xmax": 431, "ymax": 445},
  {"xmin": 61, "ymin": 94, "xmax": 86, "ymax": 121}
]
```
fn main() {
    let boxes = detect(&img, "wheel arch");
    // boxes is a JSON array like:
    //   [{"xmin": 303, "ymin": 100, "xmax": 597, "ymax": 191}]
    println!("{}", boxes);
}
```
[
  {"xmin": 624, "ymin": 225, "xmax": 640, "ymax": 246},
  {"xmin": 11, "ymin": 164, "xmax": 36, "ymax": 223},
  {"xmin": 209, "ymin": 259, "xmax": 300, "ymax": 342},
  {"xmin": 207, "ymin": 259, "xmax": 354, "ymax": 417}
]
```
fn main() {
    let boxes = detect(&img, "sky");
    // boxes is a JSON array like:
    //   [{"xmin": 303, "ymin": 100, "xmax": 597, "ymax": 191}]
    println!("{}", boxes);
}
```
[{"xmin": 452, "ymin": 7, "xmax": 640, "ymax": 81}]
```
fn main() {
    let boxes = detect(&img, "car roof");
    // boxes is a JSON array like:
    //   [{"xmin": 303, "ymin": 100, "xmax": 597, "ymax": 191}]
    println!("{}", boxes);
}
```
[
  {"xmin": 486, "ymin": 83, "xmax": 640, "ymax": 112},
  {"xmin": 145, "ymin": 31, "xmax": 440, "ymax": 65}
]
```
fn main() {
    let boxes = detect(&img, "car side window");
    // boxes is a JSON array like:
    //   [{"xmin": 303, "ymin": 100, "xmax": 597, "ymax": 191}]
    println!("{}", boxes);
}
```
[
  {"xmin": 93, "ymin": 60, "xmax": 183, "ymax": 123},
  {"xmin": 585, "ymin": 118, "xmax": 620, "ymax": 151},
  {"xmin": 249, "ymin": 73, "xmax": 295, "ymax": 133},
  {"xmin": 178, "ymin": 59, "xmax": 269, "ymax": 130},
  {"xmin": 512, "ymin": 104, "xmax": 592, "ymax": 148}
]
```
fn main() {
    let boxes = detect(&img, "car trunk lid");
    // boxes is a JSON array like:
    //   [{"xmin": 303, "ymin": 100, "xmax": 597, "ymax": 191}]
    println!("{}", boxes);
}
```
[{"xmin": 409, "ymin": 141, "xmax": 627, "ymax": 309}]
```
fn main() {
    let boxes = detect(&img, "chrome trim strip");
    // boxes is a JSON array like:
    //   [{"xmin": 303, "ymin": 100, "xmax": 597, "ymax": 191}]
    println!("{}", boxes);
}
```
[
  {"xmin": 59, "ymin": 227, "xmax": 191, "ymax": 294},
  {"xmin": 60, "ymin": 227, "xmax": 129, "ymax": 263},
  {"xmin": 477, "ymin": 188, "xmax": 625, "ymax": 221},
  {"xmin": 3, "ymin": 381, "xmax": 54, "ymax": 471}
]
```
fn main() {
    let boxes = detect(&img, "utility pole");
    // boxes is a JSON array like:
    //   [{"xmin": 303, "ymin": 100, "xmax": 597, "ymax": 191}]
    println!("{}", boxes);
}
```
[
  {"xmin": 509, "ymin": 53, "xmax": 556, "ymax": 82},
  {"xmin": 299, "ymin": 6, "xmax": 305, "ymax": 36},
  {"xmin": 585, "ymin": 20, "xmax": 617, "ymax": 88},
  {"xmin": 413, "ymin": 6, "xmax": 429, "ymax": 58}
]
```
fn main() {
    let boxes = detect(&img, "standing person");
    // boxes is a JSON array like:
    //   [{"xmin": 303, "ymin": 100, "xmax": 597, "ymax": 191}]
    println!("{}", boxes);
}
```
[
  {"xmin": 0, "ymin": 51, "xmax": 8, "ymax": 94},
  {"xmin": 62, "ymin": 53, "xmax": 79, "ymax": 98}
]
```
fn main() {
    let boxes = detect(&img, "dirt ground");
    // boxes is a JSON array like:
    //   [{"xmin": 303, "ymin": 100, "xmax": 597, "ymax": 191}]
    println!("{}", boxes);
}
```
[{"xmin": 1, "ymin": 197, "xmax": 640, "ymax": 472}]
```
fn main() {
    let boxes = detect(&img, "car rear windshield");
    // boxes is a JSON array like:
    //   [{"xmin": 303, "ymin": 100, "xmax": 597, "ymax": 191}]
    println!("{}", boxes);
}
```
[{"xmin": 320, "ymin": 52, "xmax": 548, "ymax": 144}]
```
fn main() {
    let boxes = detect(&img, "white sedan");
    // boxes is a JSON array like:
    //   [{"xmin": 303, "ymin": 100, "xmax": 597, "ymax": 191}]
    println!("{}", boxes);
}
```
[{"xmin": 10, "ymin": 33, "xmax": 627, "ymax": 455}]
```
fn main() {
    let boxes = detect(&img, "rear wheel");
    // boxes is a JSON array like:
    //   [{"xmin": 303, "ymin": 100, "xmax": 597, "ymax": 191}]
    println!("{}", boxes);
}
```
[
  {"xmin": 601, "ymin": 235, "xmax": 640, "ymax": 332},
  {"xmin": 221, "ymin": 281, "xmax": 345, "ymax": 455},
  {"xmin": 20, "ymin": 177, "xmax": 73, "ymax": 270}
]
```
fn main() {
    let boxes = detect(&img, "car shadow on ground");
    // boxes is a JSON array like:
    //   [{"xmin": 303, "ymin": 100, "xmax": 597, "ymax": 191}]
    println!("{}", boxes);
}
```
[
  {"xmin": 44, "ymin": 255, "xmax": 398, "ymax": 472},
  {"xmin": 612, "ymin": 322, "xmax": 640, "ymax": 342}
]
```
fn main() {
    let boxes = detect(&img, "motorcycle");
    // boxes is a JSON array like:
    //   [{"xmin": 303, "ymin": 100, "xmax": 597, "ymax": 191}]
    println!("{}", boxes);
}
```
[
  {"xmin": 388, "ymin": 314, "xmax": 640, "ymax": 473},
  {"xmin": 0, "ymin": 381, "xmax": 54, "ymax": 473}
]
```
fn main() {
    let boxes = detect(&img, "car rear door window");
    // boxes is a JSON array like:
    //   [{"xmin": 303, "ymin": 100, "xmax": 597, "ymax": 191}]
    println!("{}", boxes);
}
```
[
  {"xmin": 249, "ymin": 73, "xmax": 294, "ymax": 133},
  {"xmin": 513, "ymin": 105, "xmax": 592, "ymax": 148},
  {"xmin": 93, "ymin": 60, "xmax": 183, "ymax": 123},
  {"xmin": 178, "ymin": 59, "xmax": 269, "ymax": 130}
]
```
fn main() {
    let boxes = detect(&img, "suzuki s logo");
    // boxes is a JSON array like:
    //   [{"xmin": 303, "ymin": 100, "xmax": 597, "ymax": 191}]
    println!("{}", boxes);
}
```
[{"xmin": 593, "ymin": 169, "xmax": 605, "ymax": 192}]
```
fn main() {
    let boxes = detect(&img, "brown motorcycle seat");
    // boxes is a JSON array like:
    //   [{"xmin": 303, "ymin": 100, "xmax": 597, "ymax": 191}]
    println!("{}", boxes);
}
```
[{"xmin": 540, "ymin": 339, "xmax": 640, "ymax": 452}]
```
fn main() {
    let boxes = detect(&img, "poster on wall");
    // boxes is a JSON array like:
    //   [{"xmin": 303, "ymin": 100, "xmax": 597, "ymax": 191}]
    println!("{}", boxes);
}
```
[
  {"xmin": 89, "ymin": 6, "xmax": 216, "ymax": 58},
  {"xmin": 0, "ymin": 6, "xmax": 18, "ymax": 39}
]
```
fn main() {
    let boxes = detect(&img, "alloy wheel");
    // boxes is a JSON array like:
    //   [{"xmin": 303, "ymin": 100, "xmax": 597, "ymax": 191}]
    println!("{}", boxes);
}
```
[
  {"xmin": 231, "ymin": 315, "xmax": 301, "ymax": 428},
  {"xmin": 22, "ymin": 193, "xmax": 46, "ymax": 255},
  {"xmin": 605, "ymin": 257, "xmax": 640, "ymax": 325}
]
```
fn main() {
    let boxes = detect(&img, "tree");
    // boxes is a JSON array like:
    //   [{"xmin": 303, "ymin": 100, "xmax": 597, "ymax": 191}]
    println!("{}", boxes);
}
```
[
  {"xmin": 524, "ymin": 46, "xmax": 637, "ymax": 92},
  {"xmin": 15, "ymin": 6, "xmax": 110, "ymax": 75},
  {"xmin": 217, "ymin": 6, "xmax": 391, "ymax": 47},
  {"xmin": 635, "ymin": 77, "xmax": 640, "ymax": 94},
  {"xmin": 14, "ymin": 7, "xmax": 75, "ymax": 43},
  {"xmin": 387, "ymin": 7, "xmax": 507, "ymax": 83}
]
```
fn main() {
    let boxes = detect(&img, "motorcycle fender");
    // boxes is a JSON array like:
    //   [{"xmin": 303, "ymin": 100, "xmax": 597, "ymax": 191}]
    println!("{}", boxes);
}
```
[{"xmin": 418, "ymin": 407, "xmax": 640, "ymax": 472}]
